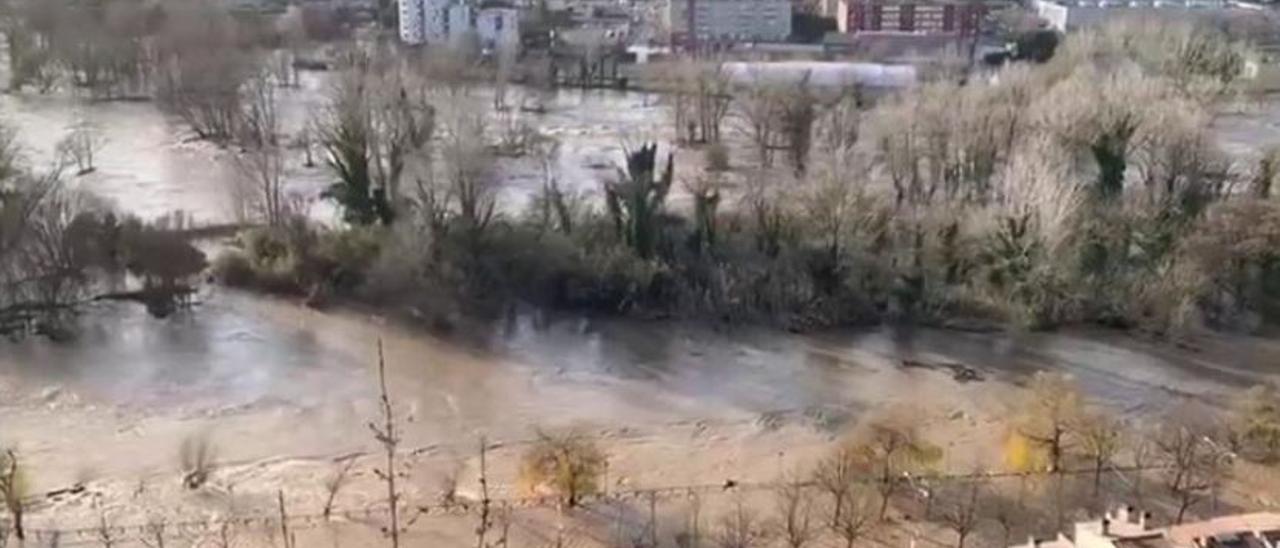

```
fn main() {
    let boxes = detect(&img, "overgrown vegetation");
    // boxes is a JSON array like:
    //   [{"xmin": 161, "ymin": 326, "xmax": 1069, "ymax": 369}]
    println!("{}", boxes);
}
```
[
  {"xmin": 202, "ymin": 17, "xmax": 1275, "ymax": 336},
  {"xmin": 0, "ymin": 125, "xmax": 206, "ymax": 337}
]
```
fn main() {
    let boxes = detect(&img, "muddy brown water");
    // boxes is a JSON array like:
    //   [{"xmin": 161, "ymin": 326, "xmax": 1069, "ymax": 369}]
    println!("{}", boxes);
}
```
[
  {"xmin": 2, "ymin": 79, "xmax": 1280, "ymax": 492},
  {"xmin": 3, "ymin": 289, "xmax": 1278, "ymax": 428},
  {"xmin": 0, "ymin": 73, "xmax": 668, "ymax": 225}
]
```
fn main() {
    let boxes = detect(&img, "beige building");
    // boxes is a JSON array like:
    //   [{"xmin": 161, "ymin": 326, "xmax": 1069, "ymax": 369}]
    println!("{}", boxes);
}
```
[
  {"xmin": 1013, "ymin": 508, "xmax": 1280, "ymax": 548},
  {"xmin": 666, "ymin": 0, "xmax": 793, "ymax": 47}
]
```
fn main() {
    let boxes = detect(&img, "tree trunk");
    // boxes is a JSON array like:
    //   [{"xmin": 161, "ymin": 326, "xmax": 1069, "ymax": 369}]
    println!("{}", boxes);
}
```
[
  {"xmin": 1094, "ymin": 458, "xmax": 1104, "ymax": 498},
  {"xmin": 13, "ymin": 506, "xmax": 22, "ymax": 541},
  {"xmin": 1176, "ymin": 495, "xmax": 1193, "ymax": 524},
  {"xmin": 830, "ymin": 491, "xmax": 844, "ymax": 528}
]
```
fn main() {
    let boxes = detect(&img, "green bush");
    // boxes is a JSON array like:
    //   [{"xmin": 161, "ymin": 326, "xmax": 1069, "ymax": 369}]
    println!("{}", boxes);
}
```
[{"xmin": 210, "ymin": 250, "xmax": 255, "ymax": 287}]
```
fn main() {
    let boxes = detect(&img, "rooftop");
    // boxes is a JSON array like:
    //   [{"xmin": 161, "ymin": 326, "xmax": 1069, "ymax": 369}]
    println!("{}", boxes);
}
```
[{"xmin": 1013, "ymin": 510, "xmax": 1280, "ymax": 548}]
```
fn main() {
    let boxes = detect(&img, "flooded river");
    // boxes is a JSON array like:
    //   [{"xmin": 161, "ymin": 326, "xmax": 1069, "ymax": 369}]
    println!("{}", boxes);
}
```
[
  {"xmin": 0, "ymin": 73, "xmax": 668, "ymax": 224},
  {"xmin": 2, "ymin": 78, "xmax": 1280, "ymax": 511},
  {"xmin": 2, "ymin": 284, "xmax": 1280, "ymax": 494}
]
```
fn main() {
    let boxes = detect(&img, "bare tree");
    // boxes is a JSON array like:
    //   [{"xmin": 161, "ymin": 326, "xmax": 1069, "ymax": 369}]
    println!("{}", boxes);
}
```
[
  {"xmin": 232, "ymin": 130, "xmax": 288, "ymax": 227},
  {"xmin": 1128, "ymin": 427, "xmax": 1156, "ymax": 507},
  {"xmin": 240, "ymin": 69, "xmax": 278, "ymax": 148},
  {"xmin": 154, "ymin": 0, "xmax": 253, "ymax": 143},
  {"xmin": 437, "ymin": 100, "xmax": 497, "ymax": 235},
  {"xmin": 776, "ymin": 77, "xmax": 816, "ymax": 173},
  {"xmin": 1018, "ymin": 372, "xmax": 1084, "ymax": 473},
  {"xmin": 938, "ymin": 478, "xmax": 985, "ymax": 548},
  {"xmin": 813, "ymin": 443, "xmax": 858, "ymax": 528},
  {"xmin": 96, "ymin": 505, "xmax": 119, "ymax": 548},
  {"xmin": 674, "ymin": 495, "xmax": 703, "ymax": 548},
  {"xmin": 316, "ymin": 54, "xmax": 435, "ymax": 225},
  {"xmin": 850, "ymin": 408, "xmax": 942, "ymax": 520},
  {"xmin": 771, "ymin": 472, "xmax": 817, "ymax": 548},
  {"xmin": 669, "ymin": 60, "xmax": 731, "ymax": 144},
  {"xmin": 733, "ymin": 71, "xmax": 783, "ymax": 168},
  {"xmin": 714, "ymin": 500, "xmax": 766, "ymax": 548},
  {"xmin": 1076, "ymin": 409, "xmax": 1125, "ymax": 499},
  {"xmin": 1155, "ymin": 406, "xmax": 1233, "ymax": 524},
  {"xmin": 815, "ymin": 90, "xmax": 861, "ymax": 158},
  {"xmin": 232, "ymin": 70, "xmax": 288, "ymax": 226},
  {"xmin": 369, "ymin": 339, "xmax": 406, "ymax": 547},
  {"xmin": 323, "ymin": 457, "xmax": 357, "ymax": 520},
  {"xmin": 831, "ymin": 486, "xmax": 876, "ymax": 548},
  {"xmin": 529, "ymin": 137, "xmax": 582, "ymax": 237},
  {"xmin": 802, "ymin": 154, "xmax": 861, "ymax": 266},
  {"xmin": 56, "ymin": 117, "xmax": 104, "ymax": 176}
]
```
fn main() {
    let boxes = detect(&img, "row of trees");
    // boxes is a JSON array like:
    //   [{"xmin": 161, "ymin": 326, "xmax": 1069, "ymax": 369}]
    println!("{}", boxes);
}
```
[{"xmin": 780, "ymin": 373, "xmax": 1280, "ymax": 548}]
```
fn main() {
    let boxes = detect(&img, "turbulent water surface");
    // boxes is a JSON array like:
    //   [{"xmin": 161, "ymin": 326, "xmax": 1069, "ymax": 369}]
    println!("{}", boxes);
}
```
[{"xmin": 1, "ymin": 79, "xmax": 1279, "ymax": 491}]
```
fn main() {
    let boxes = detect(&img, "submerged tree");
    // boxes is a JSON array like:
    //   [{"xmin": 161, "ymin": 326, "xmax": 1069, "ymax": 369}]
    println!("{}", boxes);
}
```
[
  {"xmin": 154, "ymin": 0, "xmax": 253, "ymax": 143},
  {"xmin": 56, "ymin": 117, "xmax": 105, "ymax": 176},
  {"xmin": 316, "ymin": 53, "xmax": 435, "ymax": 226},
  {"xmin": 604, "ymin": 144, "xmax": 674, "ymax": 259}
]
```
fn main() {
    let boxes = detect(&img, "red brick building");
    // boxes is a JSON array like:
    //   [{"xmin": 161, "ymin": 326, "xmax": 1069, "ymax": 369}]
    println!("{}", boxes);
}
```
[{"xmin": 837, "ymin": 0, "xmax": 985, "ymax": 35}]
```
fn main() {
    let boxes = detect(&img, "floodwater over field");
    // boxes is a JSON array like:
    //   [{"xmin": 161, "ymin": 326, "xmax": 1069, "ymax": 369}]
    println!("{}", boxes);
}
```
[
  {"xmin": 2, "ymin": 77, "xmax": 1280, "ymax": 506},
  {"xmin": 0, "ymin": 72, "xmax": 668, "ymax": 224}
]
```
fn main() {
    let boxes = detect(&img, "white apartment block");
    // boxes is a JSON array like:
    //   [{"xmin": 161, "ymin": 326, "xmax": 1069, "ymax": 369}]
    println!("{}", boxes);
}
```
[
  {"xmin": 399, "ymin": 0, "xmax": 429, "ymax": 43},
  {"xmin": 666, "ymin": 0, "xmax": 792, "ymax": 45},
  {"xmin": 399, "ymin": 0, "xmax": 520, "ymax": 49}
]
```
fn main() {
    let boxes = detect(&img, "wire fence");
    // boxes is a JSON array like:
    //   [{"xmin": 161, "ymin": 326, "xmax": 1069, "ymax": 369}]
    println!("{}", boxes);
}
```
[{"xmin": 11, "ymin": 463, "xmax": 1182, "ymax": 547}]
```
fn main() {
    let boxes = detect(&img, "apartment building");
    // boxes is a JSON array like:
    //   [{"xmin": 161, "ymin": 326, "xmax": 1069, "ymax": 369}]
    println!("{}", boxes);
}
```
[
  {"xmin": 666, "ymin": 0, "xmax": 793, "ymax": 48},
  {"xmin": 835, "ymin": 0, "xmax": 985, "ymax": 35},
  {"xmin": 399, "ymin": 0, "xmax": 520, "ymax": 49}
]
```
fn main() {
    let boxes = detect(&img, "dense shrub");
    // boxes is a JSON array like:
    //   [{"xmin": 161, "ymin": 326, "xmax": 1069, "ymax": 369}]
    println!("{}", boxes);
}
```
[{"xmin": 211, "ymin": 222, "xmax": 383, "ymax": 296}]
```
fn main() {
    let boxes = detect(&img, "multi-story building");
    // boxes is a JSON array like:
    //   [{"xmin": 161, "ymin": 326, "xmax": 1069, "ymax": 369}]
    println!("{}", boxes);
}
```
[
  {"xmin": 1031, "ymin": 0, "xmax": 1233, "ymax": 32},
  {"xmin": 399, "ymin": 0, "xmax": 430, "ymax": 43},
  {"xmin": 399, "ymin": 0, "xmax": 520, "ymax": 49},
  {"xmin": 666, "ymin": 0, "xmax": 793, "ymax": 48},
  {"xmin": 835, "ymin": 0, "xmax": 984, "ymax": 35}
]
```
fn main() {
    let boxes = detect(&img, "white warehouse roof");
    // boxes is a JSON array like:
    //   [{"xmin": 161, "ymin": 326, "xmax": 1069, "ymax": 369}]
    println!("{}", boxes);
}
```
[{"xmin": 722, "ymin": 61, "xmax": 917, "ymax": 89}]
